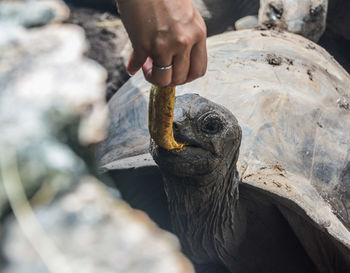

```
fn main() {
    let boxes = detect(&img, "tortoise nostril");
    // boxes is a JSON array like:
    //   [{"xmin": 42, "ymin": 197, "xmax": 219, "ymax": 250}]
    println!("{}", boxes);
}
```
[
  {"xmin": 173, "ymin": 122, "xmax": 179, "ymax": 131},
  {"xmin": 172, "ymin": 122, "xmax": 183, "ymax": 142}
]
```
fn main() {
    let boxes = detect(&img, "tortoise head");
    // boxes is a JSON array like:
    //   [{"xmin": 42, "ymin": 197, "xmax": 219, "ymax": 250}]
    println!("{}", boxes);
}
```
[
  {"xmin": 150, "ymin": 94, "xmax": 241, "ymax": 179},
  {"xmin": 258, "ymin": 0, "xmax": 327, "ymax": 42}
]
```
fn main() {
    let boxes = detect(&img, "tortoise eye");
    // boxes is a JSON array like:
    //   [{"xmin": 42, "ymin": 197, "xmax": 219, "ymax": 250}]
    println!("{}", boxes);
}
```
[
  {"xmin": 200, "ymin": 114, "xmax": 223, "ymax": 135},
  {"xmin": 310, "ymin": 5, "xmax": 324, "ymax": 21},
  {"xmin": 269, "ymin": 3, "xmax": 283, "ymax": 19}
]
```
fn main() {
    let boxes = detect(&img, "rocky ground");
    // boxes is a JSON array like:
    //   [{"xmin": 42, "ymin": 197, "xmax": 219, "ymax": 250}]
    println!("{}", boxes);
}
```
[{"xmin": 64, "ymin": 0, "xmax": 131, "ymax": 100}]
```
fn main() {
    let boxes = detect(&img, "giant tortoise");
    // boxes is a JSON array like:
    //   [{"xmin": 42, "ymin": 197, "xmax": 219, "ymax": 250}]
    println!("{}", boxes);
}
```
[{"xmin": 97, "ymin": 29, "xmax": 350, "ymax": 273}]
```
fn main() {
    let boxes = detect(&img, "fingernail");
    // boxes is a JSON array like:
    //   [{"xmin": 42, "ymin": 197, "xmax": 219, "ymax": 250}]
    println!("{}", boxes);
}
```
[{"xmin": 126, "ymin": 68, "xmax": 136, "ymax": 76}]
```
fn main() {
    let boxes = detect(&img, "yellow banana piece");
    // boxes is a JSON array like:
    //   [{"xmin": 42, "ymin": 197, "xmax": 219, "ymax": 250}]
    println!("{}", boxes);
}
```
[{"xmin": 148, "ymin": 85, "xmax": 185, "ymax": 151}]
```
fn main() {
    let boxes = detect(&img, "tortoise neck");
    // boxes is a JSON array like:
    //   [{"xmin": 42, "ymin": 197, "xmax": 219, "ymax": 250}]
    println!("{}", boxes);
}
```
[{"xmin": 161, "ymin": 154, "xmax": 242, "ymax": 264}]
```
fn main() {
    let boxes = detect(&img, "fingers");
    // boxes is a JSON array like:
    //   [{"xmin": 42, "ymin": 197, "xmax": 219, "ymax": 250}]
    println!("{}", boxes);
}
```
[
  {"xmin": 171, "ymin": 49, "xmax": 191, "ymax": 86},
  {"xmin": 127, "ymin": 50, "xmax": 148, "ymax": 75},
  {"xmin": 187, "ymin": 37, "xmax": 207, "ymax": 83},
  {"xmin": 124, "ymin": 1, "xmax": 207, "ymax": 87},
  {"xmin": 133, "ymin": 37, "xmax": 206, "ymax": 87},
  {"xmin": 141, "ymin": 41, "xmax": 206, "ymax": 87},
  {"xmin": 142, "ymin": 55, "xmax": 174, "ymax": 87}
]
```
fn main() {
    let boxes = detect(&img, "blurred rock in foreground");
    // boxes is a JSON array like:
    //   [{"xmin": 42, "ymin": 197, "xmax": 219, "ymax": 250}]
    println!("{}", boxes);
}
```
[
  {"xmin": 0, "ymin": 1, "xmax": 194, "ymax": 272},
  {"xmin": 0, "ymin": 22, "xmax": 108, "ymax": 218},
  {"xmin": 0, "ymin": 0, "xmax": 69, "ymax": 27},
  {"xmin": 2, "ymin": 181, "xmax": 193, "ymax": 273}
]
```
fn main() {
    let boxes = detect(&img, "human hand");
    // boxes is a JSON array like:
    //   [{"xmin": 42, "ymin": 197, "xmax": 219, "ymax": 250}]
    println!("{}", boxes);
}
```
[{"xmin": 116, "ymin": 0, "xmax": 207, "ymax": 87}]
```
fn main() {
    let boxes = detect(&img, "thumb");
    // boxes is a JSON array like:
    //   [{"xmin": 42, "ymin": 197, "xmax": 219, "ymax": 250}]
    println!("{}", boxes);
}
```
[{"xmin": 127, "ymin": 50, "xmax": 148, "ymax": 75}]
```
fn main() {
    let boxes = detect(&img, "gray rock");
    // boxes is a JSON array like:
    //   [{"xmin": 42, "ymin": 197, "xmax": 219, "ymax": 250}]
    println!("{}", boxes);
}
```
[
  {"xmin": 0, "ymin": 22, "xmax": 108, "ymax": 219},
  {"xmin": 2, "ymin": 181, "xmax": 194, "ymax": 273},
  {"xmin": 234, "ymin": 15, "xmax": 258, "ymax": 30},
  {"xmin": 0, "ymin": 0, "xmax": 69, "ymax": 28},
  {"xmin": 0, "ymin": 3, "xmax": 195, "ymax": 272}
]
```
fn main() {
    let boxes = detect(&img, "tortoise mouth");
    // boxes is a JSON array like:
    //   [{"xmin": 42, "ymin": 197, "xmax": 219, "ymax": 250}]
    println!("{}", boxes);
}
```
[
  {"xmin": 150, "ymin": 141, "xmax": 221, "ymax": 177},
  {"xmin": 162, "ymin": 143, "xmax": 211, "ymax": 157}
]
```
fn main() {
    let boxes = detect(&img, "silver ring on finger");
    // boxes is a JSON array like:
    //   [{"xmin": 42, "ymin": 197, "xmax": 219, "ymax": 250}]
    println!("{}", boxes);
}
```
[{"xmin": 153, "ymin": 63, "xmax": 173, "ymax": 71}]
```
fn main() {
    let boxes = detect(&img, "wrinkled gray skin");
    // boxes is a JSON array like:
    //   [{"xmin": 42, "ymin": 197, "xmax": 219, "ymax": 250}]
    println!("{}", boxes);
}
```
[
  {"xmin": 150, "ymin": 94, "xmax": 320, "ymax": 273},
  {"xmin": 258, "ymin": 0, "xmax": 328, "ymax": 41}
]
